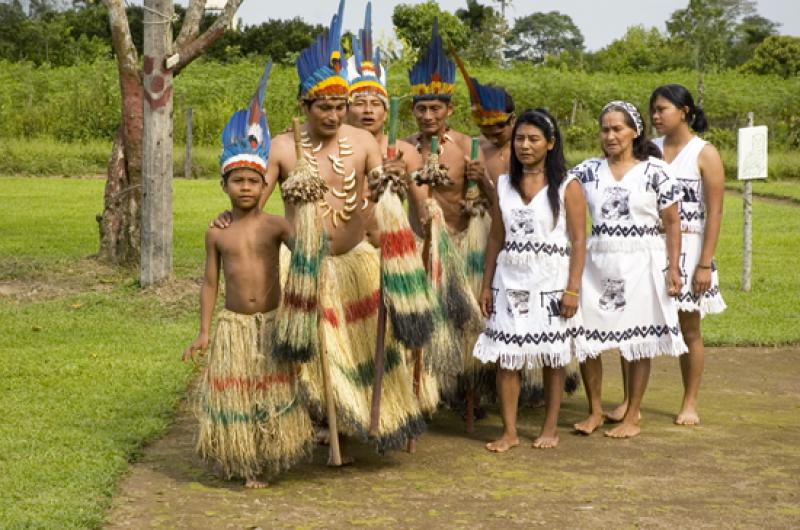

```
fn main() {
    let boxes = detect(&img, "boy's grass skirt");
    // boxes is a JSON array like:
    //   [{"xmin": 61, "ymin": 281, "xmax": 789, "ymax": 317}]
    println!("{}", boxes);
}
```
[
  {"xmin": 282, "ymin": 242, "xmax": 426, "ymax": 452},
  {"xmin": 194, "ymin": 309, "xmax": 313, "ymax": 480}
]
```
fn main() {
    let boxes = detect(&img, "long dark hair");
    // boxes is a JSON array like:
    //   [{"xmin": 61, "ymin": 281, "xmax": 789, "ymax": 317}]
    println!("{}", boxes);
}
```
[
  {"xmin": 509, "ymin": 108, "xmax": 566, "ymax": 221},
  {"xmin": 649, "ymin": 84, "xmax": 708, "ymax": 133},
  {"xmin": 599, "ymin": 102, "xmax": 661, "ymax": 161}
]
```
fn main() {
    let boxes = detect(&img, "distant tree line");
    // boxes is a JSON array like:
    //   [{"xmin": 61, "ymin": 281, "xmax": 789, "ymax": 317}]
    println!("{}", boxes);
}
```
[{"xmin": 0, "ymin": 0, "xmax": 797, "ymax": 78}]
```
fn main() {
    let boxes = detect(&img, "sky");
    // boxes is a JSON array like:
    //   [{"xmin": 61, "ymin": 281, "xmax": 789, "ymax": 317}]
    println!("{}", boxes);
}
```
[{"xmin": 232, "ymin": 0, "xmax": 800, "ymax": 51}]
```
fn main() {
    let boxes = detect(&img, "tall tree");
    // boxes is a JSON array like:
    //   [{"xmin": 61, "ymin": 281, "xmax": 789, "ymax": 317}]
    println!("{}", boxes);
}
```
[
  {"xmin": 589, "ymin": 26, "xmax": 692, "ymax": 73},
  {"xmin": 728, "ymin": 14, "xmax": 780, "ymax": 66},
  {"xmin": 505, "ymin": 11, "xmax": 584, "ymax": 63},
  {"xmin": 98, "ymin": 0, "xmax": 242, "ymax": 269},
  {"xmin": 667, "ymin": 0, "xmax": 755, "ymax": 105},
  {"xmin": 741, "ymin": 35, "xmax": 800, "ymax": 78},
  {"xmin": 392, "ymin": 1, "xmax": 469, "ymax": 59},
  {"xmin": 455, "ymin": 0, "xmax": 506, "ymax": 65}
]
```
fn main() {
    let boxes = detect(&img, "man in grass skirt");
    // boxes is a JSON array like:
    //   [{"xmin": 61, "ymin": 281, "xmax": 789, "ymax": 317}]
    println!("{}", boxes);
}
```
[{"xmin": 271, "ymin": 0, "xmax": 426, "ymax": 454}]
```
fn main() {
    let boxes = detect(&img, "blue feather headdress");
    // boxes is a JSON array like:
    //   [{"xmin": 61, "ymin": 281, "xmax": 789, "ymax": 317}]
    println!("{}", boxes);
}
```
[
  {"xmin": 408, "ymin": 18, "xmax": 455, "ymax": 101},
  {"xmin": 345, "ymin": 2, "xmax": 388, "ymax": 106},
  {"xmin": 297, "ymin": 0, "xmax": 348, "ymax": 101},
  {"xmin": 220, "ymin": 60, "xmax": 272, "ymax": 177},
  {"xmin": 451, "ymin": 49, "xmax": 511, "ymax": 126}
]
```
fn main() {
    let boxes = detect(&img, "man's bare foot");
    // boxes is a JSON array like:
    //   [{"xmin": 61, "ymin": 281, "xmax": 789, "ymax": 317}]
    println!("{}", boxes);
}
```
[
  {"xmin": 327, "ymin": 455, "xmax": 356, "ymax": 467},
  {"xmin": 573, "ymin": 414, "xmax": 604, "ymax": 435},
  {"xmin": 532, "ymin": 434, "xmax": 559, "ymax": 449},
  {"xmin": 245, "ymin": 478, "xmax": 268, "ymax": 489},
  {"xmin": 604, "ymin": 402, "xmax": 628, "ymax": 422},
  {"xmin": 315, "ymin": 427, "xmax": 330, "ymax": 445},
  {"xmin": 675, "ymin": 406, "xmax": 700, "ymax": 426},
  {"xmin": 485, "ymin": 435, "xmax": 520, "ymax": 453},
  {"xmin": 604, "ymin": 422, "xmax": 641, "ymax": 438}
]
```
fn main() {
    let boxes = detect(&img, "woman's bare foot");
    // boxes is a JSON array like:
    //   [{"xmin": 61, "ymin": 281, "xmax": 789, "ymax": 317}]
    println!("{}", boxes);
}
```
[
  {"xmin": 604, "ymin": 422, "xmax": 641, "ymax": 438},
  {"xmin": 675, "ymin": 405, "xmax": 700, "ymax": 426},
  {"xmin": 485, "ymin": 435, "xmax": 520, "ymax": 453},
  {"xmin": 573, "ymin": 414, "xmax": 604, "ymax": 435},
  {"xmin": 532, "ymin": 434, "xmax": 559, "ymax": 449},
  {"xmin": 604, "ymin": 402, "xmax": 628, "ymax": 422},
  {"xmin": 244, "ymin": 478, "xmax": 268, "ymax": 489}
]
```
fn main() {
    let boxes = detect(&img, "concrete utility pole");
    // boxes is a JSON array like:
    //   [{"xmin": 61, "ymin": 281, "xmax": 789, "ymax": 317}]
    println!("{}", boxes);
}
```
[
  {"xmin": 140, "ymin": 0, "xmax": 175, "ymax": 287},
  {"xmin": 741, "ymin": 112, "xmax": 754, "ymax": 292}
]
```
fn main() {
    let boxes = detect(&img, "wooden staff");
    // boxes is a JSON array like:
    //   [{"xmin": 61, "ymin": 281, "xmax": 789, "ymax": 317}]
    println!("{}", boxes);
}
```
[
  {"xmin": 464, "ymin": 137, "xmax": 480, "ymax": 434},
  {"xmin": 291, "ymin": 117, "xmax": 342, "ymax": 467},
  {"xmin": 369, "ymin": 97, "xmax": 400, "ymax": 437}
]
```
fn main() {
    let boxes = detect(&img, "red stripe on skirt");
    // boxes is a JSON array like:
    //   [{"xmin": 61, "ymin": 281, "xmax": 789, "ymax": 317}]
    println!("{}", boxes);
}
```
[
  {"xmin": 210, "ymin": 372, "xmax": 296, "ymax": 392},
  {"xmin": 283, "ymin": 291, "xmax": 317, "ymax": 312},
  {"xmin": 380, "ymin": 229, "xmax": 417, "ymax": 259},
  {"xmin": 345, "ymin": 290, "xmax": 380, "ymax": 323}
]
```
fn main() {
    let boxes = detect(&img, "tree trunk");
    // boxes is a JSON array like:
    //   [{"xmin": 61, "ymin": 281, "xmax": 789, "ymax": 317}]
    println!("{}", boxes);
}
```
[
  {"xmin": 140, "ymin": 0, "xmax": 175, "ymax": 287},
  {"xmin": 98, "ymin": 0, "xmax": 144, "ymax": 266}
]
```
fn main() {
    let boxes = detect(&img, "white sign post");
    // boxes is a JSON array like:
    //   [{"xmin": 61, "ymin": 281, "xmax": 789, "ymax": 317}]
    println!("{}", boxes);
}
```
[{"xmin": 737, "ymin": 113, "xmax": 768, "ymax": 292}]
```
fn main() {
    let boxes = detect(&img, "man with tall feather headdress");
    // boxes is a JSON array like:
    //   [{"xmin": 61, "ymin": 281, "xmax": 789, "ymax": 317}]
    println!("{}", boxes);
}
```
[{"xmin": 262, "ymin": 0, "xmax": 426, "ymax": 455}]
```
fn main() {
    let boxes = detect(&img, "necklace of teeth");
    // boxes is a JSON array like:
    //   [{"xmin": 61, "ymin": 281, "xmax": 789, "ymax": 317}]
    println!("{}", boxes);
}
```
[{"xmin": 300, "ymin": 132, "xmax": 369, "ymax": 228}]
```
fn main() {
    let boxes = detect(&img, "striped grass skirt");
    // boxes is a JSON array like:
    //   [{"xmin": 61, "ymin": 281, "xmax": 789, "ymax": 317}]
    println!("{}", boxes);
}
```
[
  {"xmin": 282, "ymin": 241, "xmax": 426, "ymax": 452},
  {"xmin": 194, "ymin": 309, "xmax": 313, "ymax": 480}
]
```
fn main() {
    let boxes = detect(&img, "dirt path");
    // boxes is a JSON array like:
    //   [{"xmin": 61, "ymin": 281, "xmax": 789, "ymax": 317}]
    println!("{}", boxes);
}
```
[{"xmin": 106, "ymin": 347, "xmax": 800, "ymax": 529}]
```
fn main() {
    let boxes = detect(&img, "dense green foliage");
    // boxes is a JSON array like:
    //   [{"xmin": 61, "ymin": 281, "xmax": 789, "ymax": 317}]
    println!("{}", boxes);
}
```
[
  {"xmin": 1, "ymin": 58, "xmax": 798, "ymax": 149},
  {"xmin": 741, "ymin": 35, "xmax": 800, "ymax": 78}
]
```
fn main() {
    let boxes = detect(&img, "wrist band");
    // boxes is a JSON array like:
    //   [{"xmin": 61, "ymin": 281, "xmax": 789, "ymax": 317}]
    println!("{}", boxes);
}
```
[
  {"xmin": 696, "ymin": 264, "xmax": 712, "ymax": 270},
  {"xmin": 564, "ymin": 289, "xmax": 580, "ymax": 297}
]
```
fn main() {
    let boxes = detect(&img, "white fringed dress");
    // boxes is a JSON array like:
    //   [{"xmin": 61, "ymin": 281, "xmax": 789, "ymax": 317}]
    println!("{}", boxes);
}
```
[
  {"xmin": 653, "ymin": 136, "xmax": 726, "ymax": 317},
  {"xmin": 571, "ymin": 157, "xmax": 688, "ymax": 362},
  {"xmin": 473, "ymin": 173, "xmax": 589, "ymax": 369}
]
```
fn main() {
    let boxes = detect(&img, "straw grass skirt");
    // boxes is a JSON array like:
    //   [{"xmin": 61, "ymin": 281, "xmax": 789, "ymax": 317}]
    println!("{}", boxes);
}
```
[
  {"xmin": 282, "ymin": 242, "xmax": 426, "ymax": 452},
  {"xmin": 194, "ymin": 309, "xmax": 313, "ymax": 480}
]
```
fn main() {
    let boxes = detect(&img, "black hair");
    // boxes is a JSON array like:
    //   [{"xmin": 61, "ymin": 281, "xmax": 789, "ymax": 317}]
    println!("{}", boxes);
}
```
[
  {"xmin": 222, "ymin": 167, "xmax": 266, "ymax": 185},
  {"xmin": 649, "ymin": 84, "xmax": 708, "ymax": 133},
  {"xmin": 412, "ymin": 95, "xmax": 452, "ymax": 106},
  {"xmin": 509, "ymin": 108, "xmax": 566, "ymax": 222},
  {"xmin": 599, "ymin": 103, "xmax": 662, "ymax": 161}
]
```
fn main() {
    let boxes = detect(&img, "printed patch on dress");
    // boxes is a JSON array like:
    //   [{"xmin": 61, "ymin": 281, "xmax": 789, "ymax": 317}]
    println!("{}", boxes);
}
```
[
  {"xmin": 508, "ymin": 208, "xmax": 536, "ymax": 239},
  {"xmin": 600, "ymin": 187, "xmax": 631, "ymax": 221},
  {"xmin": 540, "ymin": 289, "xmax": 564, "ymax": 324},
  {"xmin": 679, "ymin": 178, "xmax": 701, "ymax": 203},
  {"xmin": 506, "ymin": 289, "xmax": 530, "ymax": 318},
  {"xmin": 598, "ymin": 278, "xmax": 626, "ymax": 312}
]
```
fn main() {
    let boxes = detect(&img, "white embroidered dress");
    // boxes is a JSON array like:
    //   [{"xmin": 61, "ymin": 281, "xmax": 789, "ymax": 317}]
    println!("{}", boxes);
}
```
[
  {"xmin": 473, "ymin": 173, "xmax": 588, "ymax": 369},
  {"xmin": 571, "ymin": 157, "xmax": 687, "ymax": 361},
  {"xmin": 653, "ymin": 136, "xmax": 726, "ymax": 317}
]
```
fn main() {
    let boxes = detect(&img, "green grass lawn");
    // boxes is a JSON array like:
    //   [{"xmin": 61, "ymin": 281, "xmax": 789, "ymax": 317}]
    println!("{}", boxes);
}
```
[
  {"xmin": 0, "ymin": 176, "xmax": 798, "ymax": 527},
  {"xmin": 725, "ymin": 179, "xmax": 800, "ymax": 203}
]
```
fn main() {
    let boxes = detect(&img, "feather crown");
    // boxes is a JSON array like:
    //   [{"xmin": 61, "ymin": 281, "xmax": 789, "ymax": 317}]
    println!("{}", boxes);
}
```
[
  {"xmin": 451, "ymin": 49, "xmax": 510, "ymax": 126},
  {"xmin": 346, "ymin": 2, "xmax": 388, "ymax": 104},
  {"xmin": 408, "ymin": 18, "xmax": 455, "ymax": 100},
  {"xmin": 220, "ymin": 60, "xmax": 272, "ymax": 177},
  {"xmin": 297, "ymin": 0, "xmax": 348, "ymax": 101}
]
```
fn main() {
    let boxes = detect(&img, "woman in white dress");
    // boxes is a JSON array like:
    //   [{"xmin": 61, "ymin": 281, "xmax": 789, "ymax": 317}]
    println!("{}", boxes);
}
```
[
  {"xmin": 473, "ymin": 109, "xmax": 588, "ymax": 450},
  {"xmin": 650, "ymin": 84, "xmax": 726, "ymax": 426},
  {"xmin": 571, "ymin": 101, "xmax": 687, "ymax": 439}
]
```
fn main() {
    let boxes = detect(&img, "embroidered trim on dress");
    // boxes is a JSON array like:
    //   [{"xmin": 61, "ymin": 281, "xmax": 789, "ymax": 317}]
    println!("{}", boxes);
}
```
[{"xmin": 592, "ymin": 223, "xmax": 661, "ymax": 238}]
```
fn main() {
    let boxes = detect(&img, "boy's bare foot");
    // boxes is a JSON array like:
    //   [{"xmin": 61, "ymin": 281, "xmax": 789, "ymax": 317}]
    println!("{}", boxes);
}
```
[
  {"xmin": 675, "ymin": 406, "xmax": 700, "ymax": 426},
  {"xmin": 485, "ymin": 435, "xmax": 520, "ymax": 453},
  {"xmin": 604, "ymin": 422, "xmax": 641, "ymax": 438},
  {"xmin": 532, "ymin": 434, "xmax": 559, "ymax": 449},
  {"xmin": 604, "ymin": 402, "xmax": 628, "ymax": 422},
  {"xmin": 573, "ymin": 414, "xmax": 604, "ymax": 435},
  {"xmin": 244, "ymin": 478, "xmax": 268, "ymax": 489}
]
